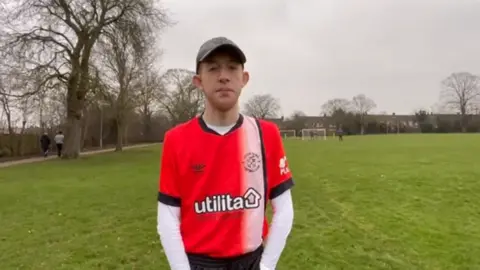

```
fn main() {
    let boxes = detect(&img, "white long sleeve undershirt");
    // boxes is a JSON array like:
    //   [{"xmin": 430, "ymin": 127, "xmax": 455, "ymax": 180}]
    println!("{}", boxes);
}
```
[
  {"xmin": 157, "ymin": 190, "xmax": 294, "ymax": 270},
  {"xmin": 261, "ymin": 190, "xmax": 294, "ymax": 269},
  {"xmin": 157, "ymin": 203, "xmax": 190, "ymax": 270}
]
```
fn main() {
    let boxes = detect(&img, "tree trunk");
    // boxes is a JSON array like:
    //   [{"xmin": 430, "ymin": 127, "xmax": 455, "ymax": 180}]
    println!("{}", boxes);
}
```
[
  {"xmin": 143, "ymin": 113, "xmax": 151, "ymax": 141},
  {"xmin": 63, "ymin": 115, "xmax": 82, "ymax": 159},
  {"xmin": 360, "ymin": 114, "xmax": 365, "ymax": 135},
  {"xmin": 7, "ymin": 134, "xmax": 15, "ymax": 156},
  {"xmin": 61, "ymin": 36, "xmax": 95, "ymax": 159},
  {"xmin": 62, "ymin": 95, "xmax": 84, "ymax": 159},
  {"xmin": 124, "ymin": 123, "xmax": 129, "ymax": 146},
  {"xmin": 115, "ymin": 119, "xmax": 123, "ymax": 152},
  {"xmin": 80, "ymin": 109, "xmax": 89, "ymax": 150},
  {"xmin": 461, "ymin": 114, "xmax": 467, "ymax": 133},
  {"xmin": 17, "ymin": 121, "xmax": 26, "ymax": 156}
]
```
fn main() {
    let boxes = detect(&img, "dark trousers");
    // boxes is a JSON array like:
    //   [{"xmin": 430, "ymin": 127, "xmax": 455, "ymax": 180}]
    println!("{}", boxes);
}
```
[
  {"xmin": 56, "ymin": 144, "xmax": 63, "ymax": 157},
  {"xmin": 188, "ymin": 246, "xmax": 262, "ymax": 270},
  {"xmin": 41, "ymin": 146, "xmax": 49, "ymax": 156}
]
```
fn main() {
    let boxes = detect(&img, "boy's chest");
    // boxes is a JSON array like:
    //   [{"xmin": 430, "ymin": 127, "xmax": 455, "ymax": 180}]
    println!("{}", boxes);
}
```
[{"xmin": 177, "ymin": 134, "xmax": 266, "ymax": 198}]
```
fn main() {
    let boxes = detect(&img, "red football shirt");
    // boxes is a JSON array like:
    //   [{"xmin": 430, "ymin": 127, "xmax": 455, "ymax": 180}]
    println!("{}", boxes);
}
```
[{"xmin": 158, "ymin": 114, "xmax": 294, "ymax": 258}]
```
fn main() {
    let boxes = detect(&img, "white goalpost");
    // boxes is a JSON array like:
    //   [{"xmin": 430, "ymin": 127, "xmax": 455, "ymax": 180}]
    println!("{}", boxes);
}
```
[
  {"xmin": 301, "ymin": 128, "xmax": 327, "ymax": 140},
  {"xmin": 280, "ymin": 129, "xmax": 296, "ymax": 139}
]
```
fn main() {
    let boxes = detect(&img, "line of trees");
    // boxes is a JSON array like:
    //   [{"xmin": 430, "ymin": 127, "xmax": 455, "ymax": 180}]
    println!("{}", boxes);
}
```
[
  {"xmin": 0, "ymin": 2, "xmax": 479, "ymax": 160},
  {"xmin": 2, "ymin": 67, "xmax": 479, "ymax": 158},
  {"xmin": 0, "ymin": 0, "xmax": 170, "ymax": 158},
  {"xmin": 0, "ymin": 1, "xmax": 209, "ymax": 159},
  {"xmin": 241, "ymin": 72, "xmax": 480, "ymax": 135}
]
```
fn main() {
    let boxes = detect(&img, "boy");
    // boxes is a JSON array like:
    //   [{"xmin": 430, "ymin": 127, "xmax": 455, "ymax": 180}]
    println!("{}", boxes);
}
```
[{"xmin": 157, "ymin": 37, "xmax": 295, "ymax": 270}]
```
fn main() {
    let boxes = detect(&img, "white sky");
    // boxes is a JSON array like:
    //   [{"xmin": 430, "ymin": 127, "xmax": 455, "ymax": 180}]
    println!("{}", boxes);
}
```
[{"xmin": 158, "ymin": 0, "xmax": 480, "ymax": 116}]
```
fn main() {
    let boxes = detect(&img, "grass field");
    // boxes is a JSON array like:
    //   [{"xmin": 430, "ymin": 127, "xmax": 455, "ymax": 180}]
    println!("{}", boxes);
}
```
[{"xmin": 1, "ymin": 134, "xmax": 480, "ymax": 270}]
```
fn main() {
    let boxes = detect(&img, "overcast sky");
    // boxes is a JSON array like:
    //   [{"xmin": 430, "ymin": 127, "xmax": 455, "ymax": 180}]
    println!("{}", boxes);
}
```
[{"xmin": 158, "ymin": 0, "xmax": 480, "ymax": 116}]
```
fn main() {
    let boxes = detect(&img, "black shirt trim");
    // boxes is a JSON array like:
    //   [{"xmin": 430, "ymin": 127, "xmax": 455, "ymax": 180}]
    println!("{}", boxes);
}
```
[
  {"xmin": 158, "ymin": 192, "xmax": 181, "ymax": 207},
  {"xmin": 269, "ymin": 178, "xmax": 294, "ymax": 200}
]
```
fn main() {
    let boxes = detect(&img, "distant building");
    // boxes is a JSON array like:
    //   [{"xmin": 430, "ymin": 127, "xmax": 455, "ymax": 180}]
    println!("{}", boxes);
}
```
[{"xmin": 265, "ymin": 113, "xmax": 480, "ymax": 131}]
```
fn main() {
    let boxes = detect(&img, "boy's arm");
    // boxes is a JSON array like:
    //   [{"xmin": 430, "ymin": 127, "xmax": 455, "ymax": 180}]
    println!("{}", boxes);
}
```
[
  {"xmin": 157, "ymin": 203, "xmax": 191, "ymax": 270},
  {"xmin": 261, "ymin": 191, "xmax": 294, "ymax": 270},
  {"xmin": 261, "ymin": 124, "xmax": 295, "ymax": 270},
  {"xmin": 157, "ymin": 132, "xmax": 190, "ymax": 270}
]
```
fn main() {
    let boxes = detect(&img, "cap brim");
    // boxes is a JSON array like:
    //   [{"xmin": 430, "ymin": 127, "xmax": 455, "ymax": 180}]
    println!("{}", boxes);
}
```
[{"xmin": 198, "ymin": 44, "xmax": 246, "ymax": 64}]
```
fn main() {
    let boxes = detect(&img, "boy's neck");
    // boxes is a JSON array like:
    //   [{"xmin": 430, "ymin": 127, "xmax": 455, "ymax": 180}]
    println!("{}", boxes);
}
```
[{"xmin": 202, "ymin": 103, "xmax": 240, "ymax": 126}]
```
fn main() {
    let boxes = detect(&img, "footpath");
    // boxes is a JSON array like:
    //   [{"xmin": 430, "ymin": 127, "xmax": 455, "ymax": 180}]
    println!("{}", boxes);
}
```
[{"xmin": 0, "ymin": 143, "xmax": 160, "ymax": 168}]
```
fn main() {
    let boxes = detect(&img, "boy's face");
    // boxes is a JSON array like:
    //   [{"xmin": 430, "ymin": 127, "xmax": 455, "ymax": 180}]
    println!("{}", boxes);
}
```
[{"xmin": 193, "ymin": 48, "xmax": 249, "ymax": 112}]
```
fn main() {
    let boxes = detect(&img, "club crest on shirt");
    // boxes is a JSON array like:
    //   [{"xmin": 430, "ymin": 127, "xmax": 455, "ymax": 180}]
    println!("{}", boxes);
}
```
[{"xmin": 243, "ymin": 152, "xmax": 261, "ymax": 172}]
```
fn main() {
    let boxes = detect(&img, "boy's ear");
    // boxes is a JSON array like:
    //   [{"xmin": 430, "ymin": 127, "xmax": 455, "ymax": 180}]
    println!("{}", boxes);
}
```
[
  {"xmin": 193, "ymin": 75, "xmax": 202, "ymax": 89},
  {"xmin": 242, "ymin": 71, "xmax": 250, "ymax": 86}
]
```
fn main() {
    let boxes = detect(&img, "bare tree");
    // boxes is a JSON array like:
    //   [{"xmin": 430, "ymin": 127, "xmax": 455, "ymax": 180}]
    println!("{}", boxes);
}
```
[
  {"xmin": 159, "ymin": 68, "xmax": 204, "ymax": 124},
  {"xmin": 321, "ymin": 98, "xmax": 352, "ymax": 127},
  {"xmin": 284, "ymin": 110, "xmax": 307, "ymax": 135},
  {"xmin": 289, "ymin": 110, "xmax": 306, "ymax": 118},
  {"xmin": 440, "ymin": 72, "xmax": 480, "ymax": 132},
  {"xmin": 16, "ymin": 95, "xmax": 34, "ymax": 155},
  {"xmin": 0, "ymin": 68, "xmax": 36, "ymax": 155},
  {"xmin": 243, "ymin": 94, "xmax": 281, "ymax": 119},
  {"xmin": 97, "ymin": 21, "xmax": 159, "ymax": 151},
  {"xmin": 0, "ymin": 88, "xmax": 14, "ymax": 135},
  {"xmin": 78, "ymin": 69, "xmax": 109, "ymax": 149},
  {"xmin": 0, "ymin": 105, "xmax": 5, "ymax": 132},
  {"xmin": 0, "ymin": 0, "xmax": 169, "ymax": 158},
  {"xmin": 0, "ymin": 69, "xmax": 26, "ymax": 135},
  {"xmin": 321, "ymin": 98, "xmax": 351, "ymax": 116},
  {"xmin": 137, "ymin": 68, "xmax": 163, "ymax": 140},
  {"xmin": 352, "ymin": 94, "xmax": 376, "ymax": 134}
]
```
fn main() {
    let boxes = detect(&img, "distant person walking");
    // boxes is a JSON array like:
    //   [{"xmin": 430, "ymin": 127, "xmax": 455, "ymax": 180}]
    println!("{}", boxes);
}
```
[
  {"xmin": 336, "ymin": 126, "xmax": 344, "ymax": 141},
  {"xmin": 40, "ymin": 132, "xmax": 51, "ymax": 157},
  {"xmin": 54, "ymin": 131, "xmax": 64, "ymax": 157}
]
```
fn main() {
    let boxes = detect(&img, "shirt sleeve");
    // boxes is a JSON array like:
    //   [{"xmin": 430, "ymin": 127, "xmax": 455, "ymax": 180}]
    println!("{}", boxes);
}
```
[
  {"xmin": 158, "ymin": 131, "xmax": 182, "ymax": 207},
  {"xmin": 261, "ymin": 190, "xmax": 294, "ymax": 269},
  {"xmin": 268, "ymin": 125, "xmax": 294, "ymax": 200}
]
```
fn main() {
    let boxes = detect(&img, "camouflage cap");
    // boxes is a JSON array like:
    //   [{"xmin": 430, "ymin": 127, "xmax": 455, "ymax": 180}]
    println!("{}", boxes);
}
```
[{"xmin": 195, "ymin": 37, "xmax": 246, "ymax": 73}]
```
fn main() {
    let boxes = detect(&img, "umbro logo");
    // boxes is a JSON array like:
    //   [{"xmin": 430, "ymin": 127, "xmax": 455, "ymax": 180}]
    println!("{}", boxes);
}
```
[{"xmin": 191, "ymin": 164, "xmax": 205, "ymax": 173}]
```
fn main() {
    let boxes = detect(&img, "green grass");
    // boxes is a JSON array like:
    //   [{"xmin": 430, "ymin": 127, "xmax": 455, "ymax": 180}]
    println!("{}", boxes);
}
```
[{"xmin": 1, "ymin": 134, "xmax": 480, "ymax": 269}]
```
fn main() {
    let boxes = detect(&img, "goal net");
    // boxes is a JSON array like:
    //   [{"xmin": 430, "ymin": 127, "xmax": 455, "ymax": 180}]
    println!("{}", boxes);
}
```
[
  {"xmin": 280, "ymin": 129, "xmax": 296, "ymax": 139},
  {"xmin": 301, "ymin": 128, "xmax": 327, "ymax": 140}
]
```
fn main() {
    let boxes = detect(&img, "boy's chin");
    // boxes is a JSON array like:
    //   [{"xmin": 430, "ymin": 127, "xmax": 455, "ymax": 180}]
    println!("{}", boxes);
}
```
[{"xmin": 209, "ymin": 98, "xmax": 238, "ymax": 112}]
